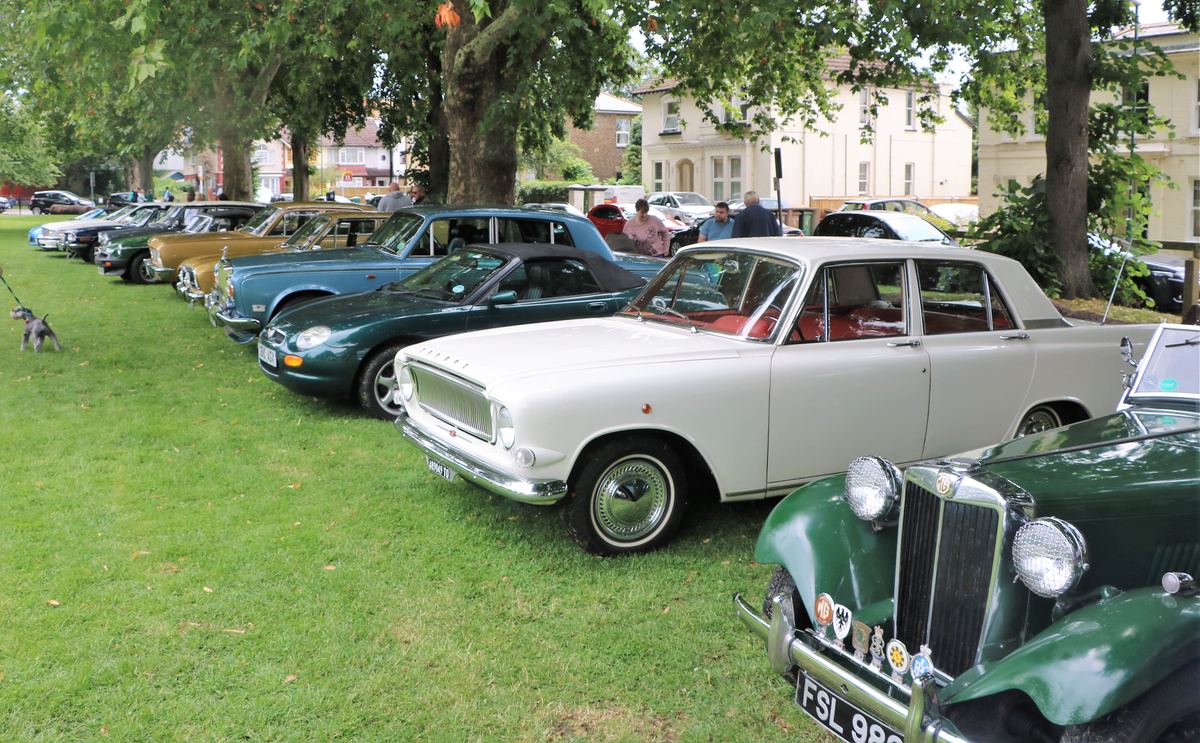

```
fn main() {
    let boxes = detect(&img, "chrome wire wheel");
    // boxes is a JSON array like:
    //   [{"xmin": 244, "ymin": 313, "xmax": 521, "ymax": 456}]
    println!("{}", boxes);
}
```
[
  {"xmin": 1016, "ymin": 405, "xmax": 1062, "ymax": 438},
  {"xmin": 373, "ymin": 361, "xmax": 402, "ymax": 417},
  {"xmin": 137, "ymin": 258, "xmax": 157, "ymax": 283},
  {"xmin": 591, "ymin": 455, "xmax": 673, "ymax": 544}
]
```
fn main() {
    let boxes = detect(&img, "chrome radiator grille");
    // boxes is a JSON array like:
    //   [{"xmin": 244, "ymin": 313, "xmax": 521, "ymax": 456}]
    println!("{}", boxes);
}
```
[
  {"xmin": 411, "ymin": 364, "xmax": 492, "ymax": 441},
  {"xmin": 894, "ymin": 482, "xmax": 1000, "ymax": 678}
]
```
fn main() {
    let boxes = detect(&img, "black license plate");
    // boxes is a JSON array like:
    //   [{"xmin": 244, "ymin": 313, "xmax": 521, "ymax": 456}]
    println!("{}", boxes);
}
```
[{"xmin": 795, "ymin": 673, "xmax": 902, "ymax": 743}]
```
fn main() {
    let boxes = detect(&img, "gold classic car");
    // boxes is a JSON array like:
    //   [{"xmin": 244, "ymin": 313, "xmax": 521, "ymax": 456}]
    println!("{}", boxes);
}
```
[
  {"xmin": 147, "ymin": 202, "xmax": 371, "ymax": 282},
  {"xmin": 175, "ymin": 211, "xmax": 389, "ymax": 301}
]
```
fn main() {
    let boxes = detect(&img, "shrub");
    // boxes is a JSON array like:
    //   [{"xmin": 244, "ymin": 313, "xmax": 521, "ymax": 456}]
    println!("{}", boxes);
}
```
[{"xmin": 516, "ymin": 180, "xmax": 572, "ymax": 205}]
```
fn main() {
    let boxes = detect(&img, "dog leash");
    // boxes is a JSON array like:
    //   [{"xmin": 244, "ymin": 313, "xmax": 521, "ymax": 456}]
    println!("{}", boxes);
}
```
[{"xmin": 0, "ymin": 271, "xmax": 26, "ymax": 309}]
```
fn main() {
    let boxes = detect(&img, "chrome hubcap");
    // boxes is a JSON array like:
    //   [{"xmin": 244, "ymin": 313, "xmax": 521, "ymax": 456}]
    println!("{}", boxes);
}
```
[
  {"xmin": 592, "ymin": 456, "xmax": 671, "ymax": 543},
  {"xmin": 1018, "ymin": 408, "xmax": 1060, "ymax": 437},
  {"xmin": 374, "ymin": 363, "xmax": 401, "ymax": 416},
  {"xmin": 138, "ymin": 260, "xmax": 156, "ymax": 283}
]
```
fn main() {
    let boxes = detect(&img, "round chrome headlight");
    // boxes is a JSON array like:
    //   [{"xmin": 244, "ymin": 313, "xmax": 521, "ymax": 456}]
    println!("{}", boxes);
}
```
[
  {"xmin": 845, "ymin": 456, "xmax": 901, "ymax": 521},
  {"xmin": 295, "ymin": 326, "xmax": 332, "ymax": 350},
  {"xmin": 397, "ymin": 363, "xmax": 414, "ymax": 401},
  {"xmin": 66, "ymin": 232, "xmax": 77, "ymax": 242},
  {"xmin": 496, "ymin": 405, "xmax": 515, "ymax": 449},
  {"xmin": 1012, "ymin": 517, "xmax": 1089, "ymax": 598}
]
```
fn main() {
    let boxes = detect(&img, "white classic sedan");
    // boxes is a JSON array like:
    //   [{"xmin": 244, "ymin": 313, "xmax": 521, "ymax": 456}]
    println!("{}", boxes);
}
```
[{"xmin": 394, "ymin": 238, "xmax": 1155, "ymax": 554}]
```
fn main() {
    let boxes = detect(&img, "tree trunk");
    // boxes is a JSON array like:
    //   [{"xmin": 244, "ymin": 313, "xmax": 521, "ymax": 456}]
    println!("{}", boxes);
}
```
[
  {"xmin": 219, "ymin": 128, "xmax": 253, "ymax": 201},
  {"xmin": 425, "ymin": 43, "xmax": 450, "ymax": 202},
  {"xmin": 291, "ymin": 135, "xmax": 310, "ymax": 201},
  {"xmin": 134, "ymin": 145, "xmax": 156, "ymax": 194},
  {"xmin": 1043, "ymin": 0, "xmax": 1096, "ymax": 298},
  {"xmin": 443, "ymin": 7, "xmax": 520, "ymax": 205}
]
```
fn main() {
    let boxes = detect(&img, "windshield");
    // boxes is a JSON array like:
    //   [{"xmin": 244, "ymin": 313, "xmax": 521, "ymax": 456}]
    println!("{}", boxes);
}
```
[
  {"xmin": 106, "ymin": 206, "xmax": 135, "ymax": 221},
  {"xmin": 674, "ymin": 193, "xmax": 711, "ymax": 206},
  {"xmin": 894, "ymin": 218, "xmax": 950, "ymax": 243},
  {"xmin": 1129, "ymin": 326, "xmax": 1200, "ymax": 402},
  {"xmin": 623, "ymin": 250, "xmax": 803, "ymax": 340},
  {"xmin": 184, "ymin": 215, "xmax": 212, "ymax": 233},
  {"xmin": 366, "ymin": 212, "xmax": 425, "ymax": 253},
  {"xmin": 125, "ymin": 207, "xmax": 160, "ymax": 226},
  {"xmin": 283, "ymin": 215, "xmax": 331, "ymax": 249},
  {"xmin": 390, "ymin": 248, "xmax": 509, "ymax": 301},
  {"xmin": 241, "ymin": 207, "xmax": 279, "ymax": 236},
  {"xmin": 151, "ymin": 205, "xmax": 185, "ymax": 227}
]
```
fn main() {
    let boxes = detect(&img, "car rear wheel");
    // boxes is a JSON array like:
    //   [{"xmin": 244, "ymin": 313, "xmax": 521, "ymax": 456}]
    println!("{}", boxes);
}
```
[
  {"xmin": 1015, "ymin": 405, "xmax": 1062, "ymax": 438},
  {"xmin": 356, "ymin": 342, "xmax": 406, "ymax": 420},
  {"xmin": 565, "ymin": 434, "xmax": 688, "ymax": 555},
  {"xmin": 127, "ymin": 252, "xmax": 156, "ymax": 284},
  {"xmin": 31, "ymin": 206, "xmax": 41, "ymax": 215},
  {"xmin": 1062, "ymin": 662, "xmax": 1200, "ymax": 743}
]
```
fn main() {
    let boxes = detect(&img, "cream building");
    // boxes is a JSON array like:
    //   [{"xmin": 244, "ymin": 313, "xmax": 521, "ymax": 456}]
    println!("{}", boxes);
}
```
[
  {"xmin": 978, "ymin": 23, "xmax": 1199, "ymax": 249},
  {"xmin": 635, "ymin": 60, "xmax": 974, "ymax": 208}
]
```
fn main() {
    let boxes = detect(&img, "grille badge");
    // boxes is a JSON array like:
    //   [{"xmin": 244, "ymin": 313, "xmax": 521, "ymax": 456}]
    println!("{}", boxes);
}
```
[
  {"xmin": 886, "ymin": 638, "xmax": 911, "ymax": 683},
  {"xmin": 935, "ymin": 472, "xmax": 954, "ymax": 496},
  {"xmin": 911, "ymin": 645, "xmax": 935, "ymax": 680},
  {"xmin": 851, "ymin": 621, "xmax": 871, "ymax": 661},
  {"xmin": 869, "ymin": 626, "xmax": 886, "ymax": 671}
]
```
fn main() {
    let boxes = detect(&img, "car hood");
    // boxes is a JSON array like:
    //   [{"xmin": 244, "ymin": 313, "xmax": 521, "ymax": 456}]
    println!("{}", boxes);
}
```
[
  {"xmin": 1142, "ymin": 252, "xmax": 1185, "ymax": 275},
  {"xmin": 106, "ymin": 225, "xmax": 176, "ymax": 241},
  {"xmin": 231, "ymin": 246, "xmax": 387, "ymax": 274},
  {"xmin": 403, "ymin": 316, "xmax": 750, "ymax": 388},
  {"xmin": 43, "ymin": 218, "xmax": 118, "ymax": 232},
  {"xmin": 155, "ymin": 230, "xmax": 257, "ymax": 247},
  {"xmin": 271, "ymin": 288, "xmax": 447, "ymax": 336}
]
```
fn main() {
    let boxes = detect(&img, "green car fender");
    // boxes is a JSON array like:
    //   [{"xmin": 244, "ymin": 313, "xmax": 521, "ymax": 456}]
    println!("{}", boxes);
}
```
[
  {"xmin": 942, "ymin": 587, "xmax": 1200, "ymax": 725},
  {"xmin": 754, "ymin": 475, "xmax": 896, "ymax": 628}
]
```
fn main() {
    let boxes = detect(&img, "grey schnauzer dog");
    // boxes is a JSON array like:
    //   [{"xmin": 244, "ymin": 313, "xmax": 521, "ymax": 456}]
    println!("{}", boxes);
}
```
[{"xmin": 10, "ymin": 307, "xmax": 61, "ymax": 352}]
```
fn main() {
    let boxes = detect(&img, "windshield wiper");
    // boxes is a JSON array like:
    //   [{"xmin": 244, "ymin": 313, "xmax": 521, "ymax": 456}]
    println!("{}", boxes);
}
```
[
  {"xmin": 660, "ymin": 305, "xmax": 699, "ymax": 333},
  {"xmin": 1165, "ymin": 336, "xmax": 1200, "ymax": 348}
]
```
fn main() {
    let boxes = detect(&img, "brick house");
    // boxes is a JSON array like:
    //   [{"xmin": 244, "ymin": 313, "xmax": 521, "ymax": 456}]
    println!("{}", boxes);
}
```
[{"xmin": 564, "ymin": 93, "xmax": 641, "ymax": 181}]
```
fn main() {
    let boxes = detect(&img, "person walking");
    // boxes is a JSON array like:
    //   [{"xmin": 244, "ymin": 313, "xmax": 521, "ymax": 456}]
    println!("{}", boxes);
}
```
[
  {"xmin": 376, "ymin": 181, "xmax": 412, "ymax": 212},
  {"xmin": 622, "ymin": 198, "xmax": 671, "ymax": 256},
  {"xmin": 162, "ymin": 186, "xmax": 174, "ymax": 202},
  {"xmin": 698, "ymin": 201, "xmax": 735, "ymax": 242},
  {"xmin": 732, "ymin": 191, "xmax": 781, "ymax": 238}
]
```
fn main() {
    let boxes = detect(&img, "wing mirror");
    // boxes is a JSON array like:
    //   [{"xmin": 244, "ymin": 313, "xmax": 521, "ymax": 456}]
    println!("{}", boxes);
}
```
[
  {"xmin": 1120, "ymin": 336, "xmax": 1138, "ymax": 388},
  {"xmin": 490, "ymin": 290, "xmax": 518, "ymax": 306}
]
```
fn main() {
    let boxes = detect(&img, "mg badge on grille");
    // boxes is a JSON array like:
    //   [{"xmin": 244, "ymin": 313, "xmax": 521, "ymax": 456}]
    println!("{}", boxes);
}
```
[
  {"xmin": 851, "ymin": 621, "xmax": 871, "ymax": 661},
  {"xmin": 935, "ymin": 472, "xmax": 954, "ymax": 495},
  {"xmin": 886, "ymin": 638, "xmax": 911, "ymax": 683},
  {"xmin": 814, "ymin": 593, "xmax": 834, "ymax": 638},
  {"xmin": 911, "ymin": 645, "xmax": 934, "ymax": 681},
  {"xmin": 831, "ymin": 604, "xmax": 852, "ymax": 649},
  {"xmin": 869, "ymin": 626, "xmax": 885, "ymax": 670}
]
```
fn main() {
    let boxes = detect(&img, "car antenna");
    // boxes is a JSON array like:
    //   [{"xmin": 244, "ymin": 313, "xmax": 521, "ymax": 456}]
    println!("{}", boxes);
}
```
[{"xmin": 1101, "ymin": 234, "xmax": 1132, "ymax": 325}]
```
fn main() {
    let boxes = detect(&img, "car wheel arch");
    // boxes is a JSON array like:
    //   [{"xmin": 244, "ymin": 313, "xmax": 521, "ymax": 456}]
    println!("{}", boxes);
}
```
[
  {"xmin": 1012, "ymin": 399, "xmax": 1090, "ymax": 438},
  {"xmin": 568, "ymin": 427, "xmax": 721, "ymax": 505},
  {"xmin": 269, "ymin": 290, "xmax": 333, "ymax": 319}
]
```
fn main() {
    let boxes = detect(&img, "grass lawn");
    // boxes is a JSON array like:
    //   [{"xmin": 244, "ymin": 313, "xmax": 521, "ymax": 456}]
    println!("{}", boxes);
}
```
[{"xmin": 0, "ymin": 216, "xmax": 818, "ymax": 741}]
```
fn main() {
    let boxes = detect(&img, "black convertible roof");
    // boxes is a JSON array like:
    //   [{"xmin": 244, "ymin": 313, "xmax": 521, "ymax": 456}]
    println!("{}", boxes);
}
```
[{"xmin": 471, "ymin": 242, "xmax": 646, "ymax": 292}]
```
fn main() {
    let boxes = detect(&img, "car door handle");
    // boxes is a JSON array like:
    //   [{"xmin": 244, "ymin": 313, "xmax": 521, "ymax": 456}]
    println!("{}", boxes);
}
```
[
  {"xmin": 588, "ymin": 301, "xmax": 607, "ymax": 311},
  {"xmin": 887, "ymin": 339, "xmax": 922, "ymax": 347},
  {"xmin": 1000, "ymin": 332, "xmax": 1031, "ymax": 341}
]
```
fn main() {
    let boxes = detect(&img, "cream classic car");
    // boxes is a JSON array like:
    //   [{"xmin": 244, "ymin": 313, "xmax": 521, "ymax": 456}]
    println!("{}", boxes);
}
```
[{"xmin": 395, "ymin": 238, "xmax": 1156, "ymax": 555}]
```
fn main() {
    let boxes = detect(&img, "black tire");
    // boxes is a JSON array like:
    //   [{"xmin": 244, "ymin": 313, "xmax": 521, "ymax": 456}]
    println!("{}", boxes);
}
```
[
  {"xmin": 78, "ymin": 246, "xmax": 94, "ymax": 263},
  {"xmin": 1015, "ymin": 404, "xmax": 1063, "ymax": 438},
  {"xmin": 31, "ymin": 206, "xmax": 41, "ymax": 215},
  {"xmin": 127, "ymin": 252, "xmax": 156, "ymax": 284},
  {"xmin": 762, "ymin": 566, "xmax": 798, "ymax": 619},
  {"xmin": 355, "ymin": 343, "xmax": 406, "ymax": 420},
  {"xmin": 564, "ymin": 434, "xmax": 688, "ymax": 555},
  {"xmin": 1062, "ymin": 662, "xmax": 1200, "ymax": 743}
]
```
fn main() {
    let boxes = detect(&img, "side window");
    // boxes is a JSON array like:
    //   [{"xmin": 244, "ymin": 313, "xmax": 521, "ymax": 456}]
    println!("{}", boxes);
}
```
[
  {"xmin": 858, "ymin": 218, "xmax": 889, "ymax": 239},
  {"xmin": 916, "ymin": 261, "xmax": 1014, "ymax": 334},
  {"xmin": 419, "ymin": 217, "xmax": 490, "ymax": 256},
  {"xmin": 790, "ymin": 262, "xmax": 907, "ymax": 344},
  {"xmin": 269, "ymin": 212, "xmax": 315, "ymax": 236},
  {"xmin": 497, "ymin": 219, "xmax": 551, "ymax": 244},
  {"xmin": 502, "ymin": 259, "xmax": 603, "ymax": 301},
  {"xmin": 549, "ymin": 222, "xmax": 574, "ymax": 246}
]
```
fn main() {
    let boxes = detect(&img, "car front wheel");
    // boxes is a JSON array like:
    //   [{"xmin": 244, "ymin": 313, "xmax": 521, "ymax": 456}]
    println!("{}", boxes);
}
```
[
  {"xmin": 1062, "ymin": 662, "xmax": 1200, "ymax": 743},
  {"xmin": 127, "ymin": 252, "xmax": 156, "ymax": 284},
  {"xmin": 1015, "ymin": 405, "xmax": 1063, "ymax": 438},
  {"xmin": 565, "ymin": 434, "xmax": 688, "ymax": 555},
  {"xmin": 356, "ymin": 342, "xmax": 406, "ymax": 419}
]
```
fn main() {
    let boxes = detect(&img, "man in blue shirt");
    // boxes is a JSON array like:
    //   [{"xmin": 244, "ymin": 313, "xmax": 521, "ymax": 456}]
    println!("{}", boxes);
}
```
[
  {"xmin": 732, "ymin": 191, "xmax": 781, "ymax": 237},
  {"xmin": 698, "ymin": 201, "xmax": 734, "ymax": 242}
]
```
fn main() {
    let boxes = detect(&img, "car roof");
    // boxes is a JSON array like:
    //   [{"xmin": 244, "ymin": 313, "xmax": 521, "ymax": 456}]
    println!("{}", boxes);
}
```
[
  {"xmin": 827, "ymin": 210, "xmax": 933, "ymax": 227},
  {"xmin": 473, "ymin": 242, "xmax": 645, "ymax": 292}
]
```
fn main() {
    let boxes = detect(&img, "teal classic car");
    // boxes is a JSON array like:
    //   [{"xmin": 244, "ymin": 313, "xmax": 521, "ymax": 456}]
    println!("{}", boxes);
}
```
[
  {"xmin": 735, "ymin": 322, "xmax": 1200, "ymax": 743},
  {"xmin": 93, "ymin": 202, "xmax": 261, "ymax": 283},
  {"xmin": 257, "ymin": 243, "xmax": 649, "ymax": 418},
  {"xmin": 207, "ymin": 205, "xmax": 665, "ymax": 343}
]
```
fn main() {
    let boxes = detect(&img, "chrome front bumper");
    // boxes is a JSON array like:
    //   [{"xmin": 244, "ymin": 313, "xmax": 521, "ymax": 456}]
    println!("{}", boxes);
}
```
[
  {"xmin": 734, "ymin": 593, "xmax": 968, "ymax": 743},
  {"xmin": 175, "ymin": 281, "xmax": 206, "ymax": 303},
  {"xmin": 211, "ymin": 308, "xmax": 262, "ymax": 332},
  {"xmin": 150, "ymin": 265, "xmax": 175, "ymax": 281},
  {"xmin": 397, "ymin": 412, "xmax": 567, "ymax": 505}
]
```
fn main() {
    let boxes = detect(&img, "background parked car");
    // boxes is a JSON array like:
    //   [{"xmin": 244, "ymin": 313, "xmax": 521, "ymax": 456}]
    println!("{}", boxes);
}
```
[
  {"xmin": 31, "ymin": 190, "xmax": 95, "ymax": 215},
  {"xmin": 814, "ymin": 210, "xmax": 957, "ymax": 245},
  {"xmin": 646, "ymin": 191, "xmax": 715, "ymax": 225},
  {"xmin": 1090, "ymin": 233, "xmax": 1187, "ymax": 313},
  {"xmin": 0, "ymin": 195, "xmax": 10, "ymax": 212},
  {"xmin": 839, "ymin": 197, "xmax": 956, "ymax": 232},
  {"xmin": 522, "ymin": 202, "xmax": 587, "ymax": 217},
  {"xmin": 26, "ymin": 207, "xmax": 116, "ymax": 246},
  {"xmin": 37, "ymin": 203, "xmax": 170, "ymax": 261},
  {"xmin": 736, "ymin": 322, "xmax": 1199, "ymax": 743},
  {"xmin": 586, "ymin": 203, "xmax": 699, "ymax": 254}
]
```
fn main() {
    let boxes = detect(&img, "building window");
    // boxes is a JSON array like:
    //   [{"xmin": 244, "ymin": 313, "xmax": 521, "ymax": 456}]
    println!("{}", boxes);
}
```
[
  {"xmin": 858, "ymin": 89, "xmax": 871, "ymax": 125},
  {"xmin": 1192, "ymin": 178, "xmax": 1200, "ymax": 238},
  {"xmin": 904, "ymin": 163, "xmax": 915, "ymax": 195},
  {"xmin": 259, "ymin": 176, "xmax": 281, "ymax": 194},
  {"xmin": 858, "ymin": 162, "xmax": 870, "ymax": 195},
  {"xmin": 663, "ymin": 101, "xmax": 680, "ymax": 132},
  {"xmin": 711, "ymin": 157, "xmax": 724, "ymax": 201},
  {"xmin": 905, "ymin": 90, "xmax": 916, "ymax": 129},
  {"xmin": 337, "ymin": 147, "xmax": 365, "ymax": 165},
  {"xmin": 615, "ymin": 118, "xmax": 631, "ymax": 147},
  {"xmin": 252, "ymin": 143, "xmax": 275, "ymax": 166},
  {"xmin": 653, "ymin": 161, "xmax": 666, "ymax": 192},
  {"xmin": 722, "ymin": 99, "xmax": 750, "ymax": 125},
  {"xmin": 709, "ymin": 156, "xmax": 742, "ymax": 201},
  {"xmin": 729, "ymin": 156, "xmax": 742, "ymax": 201},
  {"xmin": 1122, "ymin": 82, "xmax": 1150, "ymax": 129}
]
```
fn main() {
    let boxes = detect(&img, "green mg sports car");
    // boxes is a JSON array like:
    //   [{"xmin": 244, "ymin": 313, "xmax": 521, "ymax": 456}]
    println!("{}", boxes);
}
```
[
  {"xmin": 736, "ymin": 322, "xmax": 1199, "ymax": 743},
  {"xmin": 256, "ymin": 243, "xmax": 650, "ymax": 418}
]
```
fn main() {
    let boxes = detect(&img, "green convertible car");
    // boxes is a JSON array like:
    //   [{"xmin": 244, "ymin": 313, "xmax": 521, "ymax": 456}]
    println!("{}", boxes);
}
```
[
  {"xmin": 256, "ymin": 242, "xmax": 650, "ymax": 418},
  {"xmin": 736, "ymin": 322, "xmax": 1200, "ymax": 743}
]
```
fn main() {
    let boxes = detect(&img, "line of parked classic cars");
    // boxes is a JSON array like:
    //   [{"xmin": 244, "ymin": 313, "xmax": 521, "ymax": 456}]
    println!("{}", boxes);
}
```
[{"xmin": 24, "ymin": 199, "xmax": 1198, "ymax": 743}]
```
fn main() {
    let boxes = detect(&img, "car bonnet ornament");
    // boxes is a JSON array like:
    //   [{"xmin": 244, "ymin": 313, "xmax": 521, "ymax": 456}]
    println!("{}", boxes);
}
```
[
  {"xmin": 813, "ymin": 593, "xmax": 834, "ymax": 639},
  {"xmin": 831, "ymin": 604, "xmax": 852, "ymax": 649},
  {"xmin": 851, "ymin": 621, "xmax": 871, "ymax": 662}
]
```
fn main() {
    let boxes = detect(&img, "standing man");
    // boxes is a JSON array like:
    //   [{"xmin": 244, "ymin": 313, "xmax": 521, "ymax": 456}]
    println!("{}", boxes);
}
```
[
  {"xmin": 697, "ymin": 201, "xmax": 735, "ymax": 242},
  {"xmin": 732, "ymin": 191, "xmax": 781, "ymax": 238},
  {"xmin": 409, "ymin": 184, "xmax": 428, "ymax": 206},
  {"xmin": 376, "ymin": 181, "xmax": 412, "ymax": 212}
]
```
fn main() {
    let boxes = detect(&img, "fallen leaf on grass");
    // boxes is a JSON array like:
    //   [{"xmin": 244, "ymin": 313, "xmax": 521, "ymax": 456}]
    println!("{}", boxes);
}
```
[
  {"xmin": 131, "ymin": 550, "xmax": 150, "ymax": 559},
  {"xmin": 662, "ymin": 606, "xmax": 670, "ymax": 614},
  {"xmin": 222, "ymin": 628, "xmax": 245, "ymax": 635},
  {"xmin": 34, "ymin": 480, "xmax": 43, "ymax": 489},
  {"xmin": 102, "ymin": 564, "xmax": 108, "ymax": 572},
  {"xmin": 286, "ymin": 482, "xmax": 302, "ymax": 489},
  {"xmin": 100, "ymin": 725, "xmax": 109, "ymax": 736},
  {"xmin": 293, "ymin": 521, "xmax": 301, "ymax": 527},
  {"xmin": 322, "ymin": 565, "xmax": 337, "ymax": 571},
  {"xmin": 78, "ymin": 360, "xmax": 90, "ymax": 367},
  {"xmin": 283, "ymin": 674, "xmax": 298, "ymax": 684},
  {"xmin": 202, "ymin": 586, "xmax": 213, "ymax": 593},
  {"xmin": 160, "ymin": 562, "xmax": 179, "ymax": 574},
  {"xmin": 47, "ymin": 599, "xmax": 61, "ymax": 607}
]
